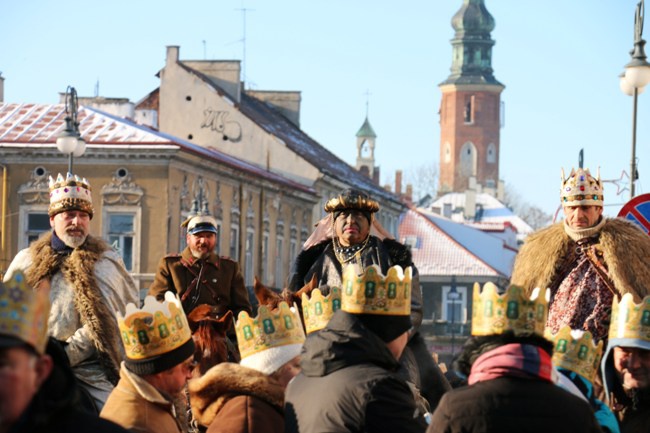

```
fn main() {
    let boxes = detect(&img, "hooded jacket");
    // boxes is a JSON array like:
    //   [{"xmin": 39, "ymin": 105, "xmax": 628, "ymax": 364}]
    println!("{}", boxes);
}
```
[{"xmin": 284, "ymin": 310, "xmax": 428, "ymax": 433}]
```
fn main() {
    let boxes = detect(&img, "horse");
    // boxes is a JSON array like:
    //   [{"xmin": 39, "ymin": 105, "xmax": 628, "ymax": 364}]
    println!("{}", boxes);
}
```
[
  {"xmin": 187, "ymin": 305, "xmax": 239, "ymax": 376},
  {"xmin": 252, "ymin": 274, "xmax": 318, "ymax": 328}
]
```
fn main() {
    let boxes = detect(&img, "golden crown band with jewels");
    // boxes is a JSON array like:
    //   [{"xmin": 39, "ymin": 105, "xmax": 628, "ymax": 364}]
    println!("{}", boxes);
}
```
[
  {"xmin": 545, "ymin": 326, "xmax": 604, "ymax": 382},
  {"xmin": 48, "ymin": 172, "xmax": 94, "ymax": 217},
  {"xmin": 560, "ymin": 167, "xmax": 603, "ymax": 207},
  {"xmin": 235, "ymin": 301, "xmax": 306, "ymax": 360},
  {"xmin": 471, "ymin": 283, "xmax": 549, "ymax": 336},
  {"xmin": 609, "ymin": 293, "xmax": 650, "ymax": 342},
  {"xmin": 117, "ymin": 292, "xmax": 192, "ymax": 360},
  {"xmin": 301, "ymin": 287, "xmax": 342, "ymax": 334},
  {"xmin": 0, "ymin": 271, "xmax": 50, "ymax": 354},
  {"xmin": 341, "ymin": 265, "xmax": 411, "ymax": 316},
  {"xmin": 324, "ymin": 189, "xmax": 380, "ymax": 214}
]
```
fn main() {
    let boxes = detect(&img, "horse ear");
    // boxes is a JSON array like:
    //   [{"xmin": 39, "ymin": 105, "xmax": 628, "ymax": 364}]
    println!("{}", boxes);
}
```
[
  {"xmin": 218, "ymin": 310, "xmax": 234, "ymax": 333},
  {"xmin": 254, "ymin": 277, "xmax": 281, "ymax": 306},
  {"xmin": 187, "ymin": 304, "xmax": 212, "ymax": 327},
  {"xmin": 295, "ymin": 274, "xmax": 317, "ymax": 299}
]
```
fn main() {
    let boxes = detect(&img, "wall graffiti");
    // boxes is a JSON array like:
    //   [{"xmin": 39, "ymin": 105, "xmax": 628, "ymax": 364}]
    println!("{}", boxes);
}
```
[{"xmin": 201, "ymin": 108, "xmax": 242, "ymax": 142}]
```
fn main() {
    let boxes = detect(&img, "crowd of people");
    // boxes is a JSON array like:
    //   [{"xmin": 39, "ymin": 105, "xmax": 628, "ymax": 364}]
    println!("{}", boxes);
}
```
[{"xmin": 1, "ymin": 168, "xmax": 649, "ymax": 433}]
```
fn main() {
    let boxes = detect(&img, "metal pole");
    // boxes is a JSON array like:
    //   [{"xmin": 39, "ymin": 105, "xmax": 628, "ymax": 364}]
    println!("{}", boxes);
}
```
[
  {"xmin": 632, "ymin": 86, "xmax": 639, "ymax": 199},
  {"xmin": 68, "ymin": 153, "xmax": 73, "ymax": 174},
  {"xmin": 450, "ymin": 295, "xmax": 456, "ymax": 358}
]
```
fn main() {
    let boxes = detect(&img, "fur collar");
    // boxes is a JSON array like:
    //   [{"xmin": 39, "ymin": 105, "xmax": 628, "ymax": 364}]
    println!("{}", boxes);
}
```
[
  {"xmin": 26, "ymin": 232, "xmax": 121, "ymax": 384},
  {"xmin": 189, "ymin": 362, "xmax": 285, "ymax": 427}
]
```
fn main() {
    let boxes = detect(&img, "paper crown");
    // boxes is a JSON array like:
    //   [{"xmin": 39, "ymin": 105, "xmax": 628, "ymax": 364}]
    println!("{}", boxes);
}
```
[
  {"xmin": 235, "ymin": 302, "xmax": 306, "ymax": 360},
  {"xmin": 545, "ymin": 326, "xmax": 604, "ymax": 382},
  {"xmin": 48, "ymin": 172, "xmax": 94, "ymax": 217},
  {"xmin": 324, "ymin": 188, "xmax": 380, "ymax": 214},
  {"xmin": 560, "ymin": 167, "xmax": 603, "ymax": 207},
  {"xmin": 608, "ymin": 293, "xmax": 650, "ymax": 342},
  {"xmin": 117, "ymin": 292, "xmax": 193, "ymax": 361},
  {"xmin": 471, "ymin": 283, "xmax": 549, "ymax": 336},
  {"xmin": 341, "ymin": 265, "xmax": 411, "ymax": 316},
  {"xmin": 301, "ymin": 287, "xmax": 342, "ymax": 334},
  {"xmin": 0, "ymin": 271, "xmax": 50, "ymax": 354}
]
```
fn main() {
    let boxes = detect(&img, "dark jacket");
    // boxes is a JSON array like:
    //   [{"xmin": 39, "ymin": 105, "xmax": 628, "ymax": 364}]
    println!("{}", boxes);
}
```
[
  {"xmin": 148, "ymin": 247, "xmax": 251, "ymax": 316},
  {"xmin": 284, "ymin": 310, "xmax": 428, "ymax": 433},
  {"xmin": 428, "ymin": 377, "xmax": 603, "ymax": 433}
]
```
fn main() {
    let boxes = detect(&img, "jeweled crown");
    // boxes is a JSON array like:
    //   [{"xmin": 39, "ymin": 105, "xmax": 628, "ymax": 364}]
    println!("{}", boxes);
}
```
[
  {"xmin": 471, "ymin": 283, "xmax": 549, "ymax": 336},
  {"xmin": 0, "ymin": 271, "xmax": 50, "ymax": 354},
  {"xmin": 48, "ymin": 172, "xmax": 94, "ymax": 217},
  {"xmin": 235, "ymin": 302, "xmax": 306, "ymax": 360},
  {"xmin": 117, "ymin": 292, "xmax": 192, "ymax": 361},
  {"xmin": 301, "ymin": 287, "xmax": 341, "ymax": 334},
  {"xmin": 341, "ymin": 264, "xmax": 411, "ymax": 316},
  {"xmin": 609, "ymin": 293, "xmax": 650, "ymax": 342},
  {"xmin": 546, "ymin": 326, "xmax": 604, "ymax": 382},
  {"xmin": 560, "ymin": 167, "xmax": 603, "ymax": 207}
]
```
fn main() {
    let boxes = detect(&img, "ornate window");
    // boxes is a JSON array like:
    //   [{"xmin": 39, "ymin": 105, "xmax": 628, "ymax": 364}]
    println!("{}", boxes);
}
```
[{"xmin": 17, "ymin": 167, "xmax": 51, "ymax": 249}]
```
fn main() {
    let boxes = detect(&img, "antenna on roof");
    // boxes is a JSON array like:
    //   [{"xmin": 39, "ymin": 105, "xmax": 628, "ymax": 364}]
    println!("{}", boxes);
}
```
[
  {"xmin": 235, "ymin": 6, "xmax": 255, "ymax": 88},
  {"xmin": 363, "ymin": 89, "xmax": 372, "ymax": 117}
]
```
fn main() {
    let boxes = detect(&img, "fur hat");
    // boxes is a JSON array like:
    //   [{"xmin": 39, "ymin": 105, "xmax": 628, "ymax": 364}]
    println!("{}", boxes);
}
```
[{"xmin": 48, "ymin": 172, "xmax": 94, "ymax": 218}]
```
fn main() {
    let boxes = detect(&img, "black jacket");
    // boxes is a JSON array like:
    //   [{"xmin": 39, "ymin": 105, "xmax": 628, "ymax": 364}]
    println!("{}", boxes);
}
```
[{"xmin": 284, "ymin": 310, "xmax": 428, "ymax": 433}]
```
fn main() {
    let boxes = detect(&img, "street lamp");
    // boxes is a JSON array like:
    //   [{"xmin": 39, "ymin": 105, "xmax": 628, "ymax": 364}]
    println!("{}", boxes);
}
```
[
  {"xmin": 621, "ymin": 0, "xmax": 650, "ymax": 199},
  {"xmin": 448, "ymin": 276, "xmax": 460, "ymax": 358},
  {"xmin": 56, "ymin": 86, "xmax": 86, "ymax": 173}
]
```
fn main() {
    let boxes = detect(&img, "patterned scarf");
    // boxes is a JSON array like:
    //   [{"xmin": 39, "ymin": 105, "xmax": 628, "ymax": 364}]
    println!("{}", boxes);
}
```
[{"xmin": 468, "ymin": 343, "xmax": 553, "ymax": 385}]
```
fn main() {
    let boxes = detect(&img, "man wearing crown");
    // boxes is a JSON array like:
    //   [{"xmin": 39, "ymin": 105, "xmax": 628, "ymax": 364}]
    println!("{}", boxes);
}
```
[
  {"xmin": 3, "ymin": 172, "xmax": 139, "ymax": 412},
  {"xmin": 510, "ymin": 167, "xmax": 650, "ymax": 343},
  {"xmin": 148, "ymin": 213, "xmax": 251, "ymax": 322},
  {"xmin": 601, "ymin": 294, "xmax": 650, "ymax": 432}
]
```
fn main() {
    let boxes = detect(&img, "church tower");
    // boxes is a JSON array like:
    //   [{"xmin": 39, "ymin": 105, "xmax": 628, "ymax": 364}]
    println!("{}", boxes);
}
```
[
  {"xmin": 438, "ymin": 0, "xmax": 504, "ymax": 195},
  {"xmin": 356, "ymin": 116, "xmax": 377, "ymax": 180}
]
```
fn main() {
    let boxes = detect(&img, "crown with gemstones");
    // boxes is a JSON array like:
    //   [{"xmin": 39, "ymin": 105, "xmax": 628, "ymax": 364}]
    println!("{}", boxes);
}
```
[
  {"xmin": 341, "ymin": 265, "xmax": 411, "ymax": 316},
  {"xmin": 0, "ymin": 271, "xmax": 50, "ymax": 354},
  {"xmin": 324, "ymin": 188, "xmax": 380, "ymax": 214},
  {"xmin": 117, "ymin": 292, "xmax": 192, "ymax": 361},
  {"xmin": 235, "ymin": 302, "xmax": 306, "ymax": 360},
  {"xmin": 609, "ymin": 293, "xmax": 650, "ymax": 342},
  {"xmin": 471, "ymin": 283, "xmax": 549, "ymax": 336},
  {"xmin": 48, "ymin": 172, "xmax": 94, "ymax": 217},
  {"xmin": 560, "ymin": 167, "xmax": 603, "ymax": 207},
  {"xmin": 301, "ymin": 287, "xmax": 342, "ymax": 334},
  {"xmin": 545, "ymin": 326, "xmax": 604, "ymax": 382}
]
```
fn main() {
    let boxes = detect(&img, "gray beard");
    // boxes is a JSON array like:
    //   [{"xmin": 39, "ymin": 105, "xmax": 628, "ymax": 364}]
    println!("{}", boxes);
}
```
[
  {"xmin": 190, "ymin": 248, "xmax": 210, "ymax": 259},
  {"xmin": 60, "ymin": 232, "xmax": 87, "ymax": 248}
]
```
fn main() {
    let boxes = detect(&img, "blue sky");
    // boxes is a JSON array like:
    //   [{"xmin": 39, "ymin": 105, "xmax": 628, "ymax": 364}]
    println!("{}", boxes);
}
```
[{"xmin": 1, "ymin": 1, "xmax": 646, "ymax": 218}]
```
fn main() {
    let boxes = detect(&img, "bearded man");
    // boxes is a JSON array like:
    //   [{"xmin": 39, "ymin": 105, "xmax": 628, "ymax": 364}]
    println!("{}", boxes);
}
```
[{"xmin": 3, "ymin": 172, "xmax": 139, "ymax": 412}]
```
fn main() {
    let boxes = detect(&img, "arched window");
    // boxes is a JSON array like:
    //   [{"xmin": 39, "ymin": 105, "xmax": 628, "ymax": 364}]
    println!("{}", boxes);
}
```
[
  {"xmin": 487, "ymin": 143, "xmax": 497, "ymax": 164},
  {"xmin": 459, "ymin": 142, "xmax": 478, "ymax": 177}
]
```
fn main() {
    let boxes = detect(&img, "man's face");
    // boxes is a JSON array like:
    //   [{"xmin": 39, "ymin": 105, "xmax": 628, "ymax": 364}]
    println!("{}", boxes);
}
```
[
  {"xmin": 49, "ymin": 210, "xmax": 90, "ymax": 248},
  {"xmin": 334, "ymin": 209, "xmax": 370, "ymax": 247},
  {"xmin": 157, "ymin": 356, "xmax": 194, "ymax": 396},
  {"xmin": 613, "ymin": 346, "xmax": 650, "ymax": 390},
  {"xmin": 563, "ymin": 205, "xmax": 603, "ymax": 229},
  {"xmin": 0, "ymin": 347, "xmax": 52, "ymax": 429},
  {"xmin": 186, "ymin": 231, "xmax": 217, "ymax": 259}
]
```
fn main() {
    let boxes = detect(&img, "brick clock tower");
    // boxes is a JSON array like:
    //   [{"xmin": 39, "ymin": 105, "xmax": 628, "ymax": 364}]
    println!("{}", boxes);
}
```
[{"xmin": 438, "ymin": 0, "xmax": 504, "ymax": 194}]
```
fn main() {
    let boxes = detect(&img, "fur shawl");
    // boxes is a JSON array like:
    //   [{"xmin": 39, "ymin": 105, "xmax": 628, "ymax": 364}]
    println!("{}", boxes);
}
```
[
  {"xmin": 25, "ymin": 232, "xmax": 122, "ymax": 384},
  {"xmin": 189, "ymin": 362, "xmax": 285, "ymax": 427},
  {"xmin": 510, "ymin": 218, "xmax": 650, "ymax": 300}
]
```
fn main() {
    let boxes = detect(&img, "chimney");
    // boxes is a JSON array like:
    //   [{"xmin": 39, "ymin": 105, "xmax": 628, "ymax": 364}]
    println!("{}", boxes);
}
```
[
  {"xmin": 166, "ymin": 46, "xmax": 180, "ymax": 67},
  {"xmin": 395, "ymin": 170, "xmax": 403, "ymax": 196},
  {"xmin": 443, "ymin": 203, "xmax": 452, "ymax": 218},
  {"xmin": 0, "ymin": 72, "xmax": 4, "ymax": 103},
  {"xmin": 405, "ymin": 184, "xmax": 413, "ymax": 202}
]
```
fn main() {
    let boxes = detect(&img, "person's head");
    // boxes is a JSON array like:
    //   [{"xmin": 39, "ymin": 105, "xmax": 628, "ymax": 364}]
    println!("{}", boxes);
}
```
[
  {"xmin": 560, "ymin": 167, "xmax": 603, "ymax": 229},
  {"xmin": 183, "ymin": 215, "xmax": 219, "ymax": 259},
  {"xmin": 324, "ymin": 188, "xmax": 379, "ymax": 247},
  {"xmin": 48, "ymin": 173, "xmax": 94, "ymax": 247},
  {"xmin": 613, "ymin": 346, "xmax": 650, "ymax": 391},
  {"xmin": 117, "ymin": 292, "xmax": 196, "ymax": 396},
  {"xmin": 269, "ymin": 355, "xmax": 302, "ymax": 388}
]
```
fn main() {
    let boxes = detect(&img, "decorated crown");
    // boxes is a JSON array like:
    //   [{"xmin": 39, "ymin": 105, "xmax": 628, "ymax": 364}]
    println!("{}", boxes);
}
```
[
  {"xmin": 301, "ymin": 287, "xmax": 341, "ymax": 334},
  {"xmin": 341, "ymin": 264, "xmax": 411, "ymax": 316},
  {"xmin": 471, "ymin": 283, "xmax": 549, "ymax": 336},
  {"xmin": 235, "ymin": 302, "xmax": 306, "ymax": 360},
  {"xmin": 545, "ymin": 327, "xmax": 604, "ymax": 382},
  {"xmin": 48, "ymin": 172, "xmax": 94, "ymax": 217},
  {"xmin": 560, "ymin": 167, "xmax": 603, "ymax": 207},
  {"xmin": 609, "ymin": 293, "xmax": 650, "ymax": 342},
  {"xmin": 324, "ymin": 188, "xmax": 380, "ymax": 214},
  {"xmin": 117, "ymin": 292, "xmax": 192, "ymax": 361},
  {"xmin": 0, "ymin": 271, "xmax": 50, "ymax": 354}
]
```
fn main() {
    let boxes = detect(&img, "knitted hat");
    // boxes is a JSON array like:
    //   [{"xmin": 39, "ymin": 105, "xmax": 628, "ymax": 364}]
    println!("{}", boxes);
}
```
[{"xmin": 48, "ymin": 172, "xmax": 94, "ymax": 218}]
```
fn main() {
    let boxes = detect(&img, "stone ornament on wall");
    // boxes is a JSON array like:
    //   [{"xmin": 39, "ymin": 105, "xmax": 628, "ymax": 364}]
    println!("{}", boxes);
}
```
[
  {"xmin": 180, "ymin": 175, "xmax": 190, "ymax": 212},
  {"xmin": 18, "ymin": 167, "xmax": 51, "ymax": 205},
  {"xmin": 247, "ymin": 193, "xmax": 255, "ymax": 229},
  {"xmin": 101, "ymin": 168, "xmax": 144, "ymax": 206},
  {"xmin": 201, "ymin": 108, "xmax": 242, "ymax": 142}
]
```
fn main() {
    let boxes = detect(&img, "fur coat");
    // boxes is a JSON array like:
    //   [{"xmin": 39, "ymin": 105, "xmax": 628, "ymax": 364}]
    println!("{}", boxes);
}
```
[
  {"xmin": 189, "ymin": 362, "xmax": 285, "ymax": 433},
  {"xmin": 510, "ymin": 218, "xmax": 650, "ymax": 300}
]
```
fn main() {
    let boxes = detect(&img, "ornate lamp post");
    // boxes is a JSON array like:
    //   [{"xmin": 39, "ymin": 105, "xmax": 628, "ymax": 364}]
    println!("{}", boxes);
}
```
[
  {"xmin": 56, "ymin": 86, "xmax": 86, "ymax": 173},
  {"xmin": 621, "ymin": 0, "xmax": 650, "ymax": 199}
]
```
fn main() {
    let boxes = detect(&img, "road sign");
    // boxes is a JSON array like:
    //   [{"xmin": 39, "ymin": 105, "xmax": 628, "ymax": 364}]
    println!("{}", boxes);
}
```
[{"xmin": 618, "ymin": 193, "xmax": 650, "ymax": 234}]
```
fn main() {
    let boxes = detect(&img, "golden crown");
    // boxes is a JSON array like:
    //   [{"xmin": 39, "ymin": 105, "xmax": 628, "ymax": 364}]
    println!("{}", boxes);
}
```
[
  {"xmin": 560, "ymin": 167, "xmax": 603, "ymax": 207},
  {"xmin": 0, "ymin": 271, "xmax": 50, "ymax": 354},
  {"xmin": 471, "ymin": 283, "xmax": 549, "ymax": 336},
  {"xmin": 324, "ymin": 189, "xmax": 379, "ymax": 214},
  {"xmin": 48, "ymin": 172, "xmax": 94, "ymax": 217},
  {"xmin": 341, "ymin": 265, "xmax": 411, "ymax": 316},
  {"xmin": 609, "ymin": 293, "xmax": 650, "ymax": 342},
  {"xmin": 545, "ymin": 326, "xmax": 604, "ymax": 382},
  {"xmin": 117, "ymin": 292, "xmax": 192, "ymax": 361},
  {"xmin": 301, "ymin": 287, "xmax": 342, "ymax": 334},
  {"xmin": 235, "ymin": 302, "xmax": 306, "ymax": 360}
]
